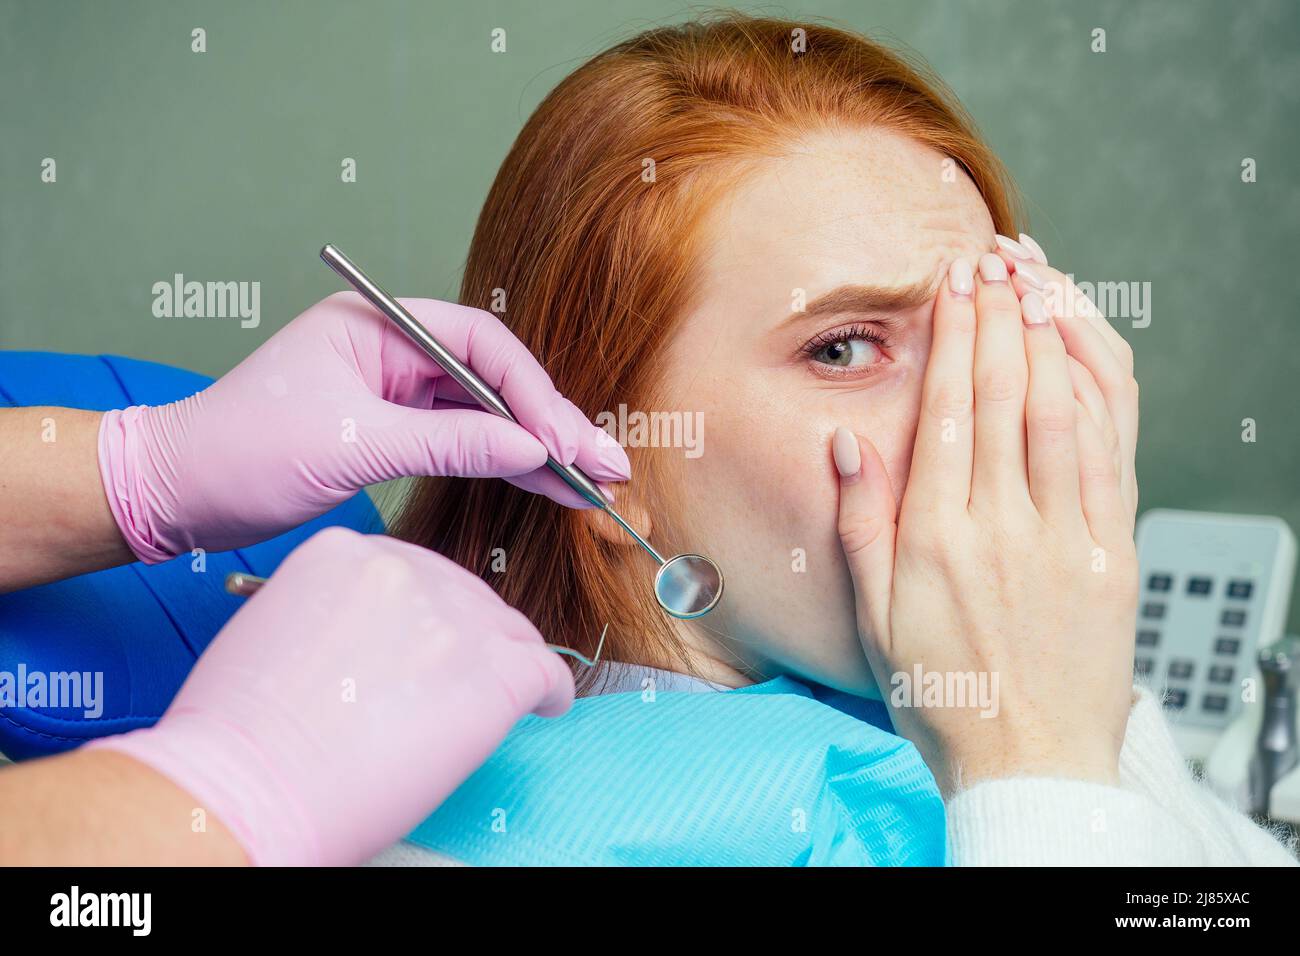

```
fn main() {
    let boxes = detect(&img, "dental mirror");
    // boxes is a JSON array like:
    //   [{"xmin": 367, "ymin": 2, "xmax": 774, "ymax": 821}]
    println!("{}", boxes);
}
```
[
  {"xmin": 575, "ymin": 490, "xmax": 724, "ymax": 619},
  {"xmin": 319, "ymin": 243, "xmax": 726, "ymax": 620},
  {"xmin": 654, "ymin": 553, "xmax": 724, "ymax": 619}
]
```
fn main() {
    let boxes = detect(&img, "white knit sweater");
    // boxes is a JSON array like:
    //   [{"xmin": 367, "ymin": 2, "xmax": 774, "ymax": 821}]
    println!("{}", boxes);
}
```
[
  {"xmin": 367, "ymin": 666, "xmax": 1298, "ymax": 867},
  {"xmin": 947, "ymin": 684, "xmax": 1297, "ymax": 865}
]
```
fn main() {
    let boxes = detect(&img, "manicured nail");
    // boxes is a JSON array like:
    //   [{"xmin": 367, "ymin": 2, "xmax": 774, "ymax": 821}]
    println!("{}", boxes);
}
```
[
  {"xmin": 832, "ymin": 426, "xmax": 861, "ymax": 479},
  {"xmin": 948, "ymin": 257, "xmax": 974, "ymax": 296},
  {"xmin": 1015, "ymin": 261, "xmax": 1046, "ymax": 290},
  {"xmin": 1021, "ymin": 291, "xmax": 1048, "ymax": 327},
  {"xmin": 995, "ymin": 234, "xmax": 1032, "ymax": 259},
  {"xmin": 978, "ymin": 252, "xmax": 1008, "ymax": 283},
  {"xmin": 1018, "ymin": 232, "xmax": 1048, "ymax": 265}
]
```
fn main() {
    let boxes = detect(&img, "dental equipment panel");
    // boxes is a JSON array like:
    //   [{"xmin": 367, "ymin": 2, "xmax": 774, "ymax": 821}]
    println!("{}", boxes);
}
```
[{"xmin": 1134, "ymin": 509, "xmax": 1296, "ymax": 766}]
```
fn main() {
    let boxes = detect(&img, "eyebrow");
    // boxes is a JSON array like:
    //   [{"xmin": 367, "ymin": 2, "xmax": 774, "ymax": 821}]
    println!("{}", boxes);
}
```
[{"xmin": 780, "ymin": 278, "xmax": 939, "ymax": 329}]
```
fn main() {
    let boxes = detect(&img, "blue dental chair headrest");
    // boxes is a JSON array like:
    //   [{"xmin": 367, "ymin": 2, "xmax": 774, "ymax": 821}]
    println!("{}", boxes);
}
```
[{"xmin": 0, "ymin": 352, "xmax": 382, "ymax": 760}]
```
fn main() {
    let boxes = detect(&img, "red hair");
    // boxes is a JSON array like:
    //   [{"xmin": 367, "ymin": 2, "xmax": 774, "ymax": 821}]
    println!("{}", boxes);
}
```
[{"xmin": 392, "ymin": 12, "xmax": 1022, "ymax": 691}]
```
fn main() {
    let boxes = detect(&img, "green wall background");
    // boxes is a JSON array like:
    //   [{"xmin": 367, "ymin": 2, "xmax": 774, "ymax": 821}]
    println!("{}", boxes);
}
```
[{"xmin": 2, "ymin": 0, "xmax": 1298, "ymax": 628}]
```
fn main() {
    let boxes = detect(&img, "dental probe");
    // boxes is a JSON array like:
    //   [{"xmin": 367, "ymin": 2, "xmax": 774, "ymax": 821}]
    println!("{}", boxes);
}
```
[{"xmin": 225, "ymin": 571, "xmax": 607, "ymax": 667}]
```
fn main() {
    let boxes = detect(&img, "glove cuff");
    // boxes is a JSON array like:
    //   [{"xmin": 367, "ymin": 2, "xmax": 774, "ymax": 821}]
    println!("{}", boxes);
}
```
[{"xmin": 97, "ymin": 405, "xmax": 178, "ymax": 564}]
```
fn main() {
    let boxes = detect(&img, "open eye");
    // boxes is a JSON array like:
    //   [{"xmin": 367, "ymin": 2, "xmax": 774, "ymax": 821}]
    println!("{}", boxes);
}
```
[{"xmin": 803, "ymin": 324, "xmax": 890, "ymax": 371}]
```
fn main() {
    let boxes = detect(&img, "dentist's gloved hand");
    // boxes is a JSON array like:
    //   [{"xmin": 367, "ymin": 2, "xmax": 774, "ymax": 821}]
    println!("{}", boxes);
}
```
[
  {"xmin": 99, "ymin": 292, "xmax": 630, "ymax": 563},
  {"xmin": 86, "ymin": 527, "xmax": 575, "ymax": 866}
]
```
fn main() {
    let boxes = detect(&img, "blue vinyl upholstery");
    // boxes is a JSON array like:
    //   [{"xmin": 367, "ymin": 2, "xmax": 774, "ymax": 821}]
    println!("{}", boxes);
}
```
[{"xmin": 0, "ymin": 352, "xmax": 382, "ymax": 759}]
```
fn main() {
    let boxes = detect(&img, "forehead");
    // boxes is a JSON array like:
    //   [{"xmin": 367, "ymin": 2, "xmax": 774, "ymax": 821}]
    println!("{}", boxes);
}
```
[{"xmin": 696, "ymin": 127, "xmax": 994, "ymax": 299}]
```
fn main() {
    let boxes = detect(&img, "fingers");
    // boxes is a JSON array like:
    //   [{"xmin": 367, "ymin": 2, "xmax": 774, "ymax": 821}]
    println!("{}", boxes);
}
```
[
  {"xmin": 350, "ymin": 533, "xmax": 576, "ymax": 717},
  {"xmin": 1021, "ymin": 292, "xmax": 1082, "ymax": 522},
  {"xmin": 512, "ymin": 643, "xmax": 578, "ymax": 718},
  {"xmin": 369, "ymin": 405, "xmax": 549, "ymax": 481},
  {"xmin": 398, "ymin": 298, "xmax": 631, "ymax": 481},
  {"xmin": 1074, "ymin": 404, "xmax": 1130, "ymax": 548},
  {"xmin": 1067, "ymin": 356, "xmax": 1109, "ymax": 438},
  {"xmin": 985, "ymin": 270, "xmax": 1130, "ymax": 546},
  {"xmin": 994, "ymin": 232, "xmax": 1043, "ymax": 266},
  {"xmin": 555, "ymin": 395, "xmax": 633, "ymax": 483},
  {"xmin": 1036, "ymin": 306, "xmax": 1136, "ymax": 521},
  {"xmin": 1067, "ymin": 356, "xmax": 1125, "ymax": 510},
  {"xmin": 430, "ymin": 384, "xmax": 630, "ymax": 484},
  {"xmin": 1052, "ymin": 318, "xmax": 1136, "ymax": 491},
  {"xmin": 833, "ymin": 427, "xmax": 896, "ymax": 648},
  {"xmin": 995, "ymin": 239, "xmax": 1139, "ymax": 524},
  {"xmin": 504, "ymin": 466, "xmax": 612, "ymax": 510},
  {"xmin": 1016, "ymin": 232, "xmax": 1049, "ymax": 266},
  {"xmin": 905, "ymin": 257, "xmax": 977, "ymax": 512},
  {"xmin": 997, "ymin": 242, "xmax": 1136, "ymax": 460},
  {"xmin": 358, "ymin": 532, "xmax": 504, "ymax": 605},
  {"xmin": 971, "ymin": 253, "xmax": 1032, "ymax": 508},
  {"xmin": 996, "ymin": 234, "xmax": 1133, "ymax": 373}
]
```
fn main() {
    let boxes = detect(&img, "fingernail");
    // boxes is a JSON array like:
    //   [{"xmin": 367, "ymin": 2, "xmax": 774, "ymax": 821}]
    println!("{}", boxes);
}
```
[
  {"xmin": 978, "ymin": 252, "xmax": 1008, "ymax": 283},
  {"xmin": 1018, "ymin": 232, "xmax": 1048, "ymax": 265},
  {"xmin": 995, "ymin": 234, "xmax": 1032, "ymax": 259},
  {"xmin": 948, "ymin": 257, "xmax": 974, "ymax": 296},
  {"xmin": 1021, "ymin": 291, "xmax": 1048, "ymax": 327},
  {"xmin": 1015, "ymin": 261, "xmax": 1046, "ymax": 290},
  {"xmin": 832, "ymin": 426, "xmax": 861, "ymax": 479}
]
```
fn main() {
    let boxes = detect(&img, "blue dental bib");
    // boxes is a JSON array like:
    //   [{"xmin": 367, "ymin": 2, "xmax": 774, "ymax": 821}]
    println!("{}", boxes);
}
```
[{"xmin": 407, "ymin": 675, "xmax": 946, "ymax": 866}]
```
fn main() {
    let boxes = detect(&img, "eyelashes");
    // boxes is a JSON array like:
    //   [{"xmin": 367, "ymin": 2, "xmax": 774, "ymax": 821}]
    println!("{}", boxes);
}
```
[
  {"xmin": 799, "ymin": 322, "xmax": 893, "ymax": 376},
  {"xmin": 801, "ymin": 322, "xmax": 890, "ymax": 354}
]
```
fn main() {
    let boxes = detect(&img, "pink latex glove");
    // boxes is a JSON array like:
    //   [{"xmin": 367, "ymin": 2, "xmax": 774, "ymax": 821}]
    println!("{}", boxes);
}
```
[
  {"xmin": 99, "ymin": 292, "xmax": 630, "ymax": 563},
  {"xmin": 86, "ymin": 527, "xmax": 575, "ymax": 866}
]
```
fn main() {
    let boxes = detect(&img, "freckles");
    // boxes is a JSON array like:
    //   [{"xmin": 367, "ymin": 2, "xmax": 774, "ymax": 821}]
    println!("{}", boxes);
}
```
[
  {"xmin": 762, "ymin": 422, "xmax": 841, "ymax": 531},
  {"xmin": 719, "ymin": 415, "xmax": 827, "ymax": 524}
]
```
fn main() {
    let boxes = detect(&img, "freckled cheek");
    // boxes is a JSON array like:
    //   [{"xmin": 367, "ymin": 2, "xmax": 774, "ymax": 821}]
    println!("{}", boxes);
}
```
[
  {"xmin": 673, "ymin": 372, "xmax": 927, "ymax": 538},
  {"xmin": 880, "ymin": 400, "xmax": 922, "ymax": 502},
  {"xmin": 849, "ymin": 373, "xmax": 926, "ymax": 504},
  {"xmin": 694, "ymin": 407, "xmax": 807, "ymax": 517},
  {"xmin": 733, "ymin": 395, "xmax": 821, "ymax": 489}
]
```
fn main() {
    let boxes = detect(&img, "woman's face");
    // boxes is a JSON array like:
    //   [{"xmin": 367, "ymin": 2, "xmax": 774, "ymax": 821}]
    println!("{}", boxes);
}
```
[{"xmin": 652, "ymin": 127, "xmax": 996, "ymax": 696}]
